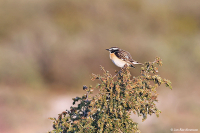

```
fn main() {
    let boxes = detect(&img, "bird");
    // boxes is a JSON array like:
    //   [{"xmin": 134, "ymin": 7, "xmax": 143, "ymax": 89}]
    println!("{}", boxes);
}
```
[{"xmin": 106, "ymin": 47, "xmax": 143, "ymax": 68}]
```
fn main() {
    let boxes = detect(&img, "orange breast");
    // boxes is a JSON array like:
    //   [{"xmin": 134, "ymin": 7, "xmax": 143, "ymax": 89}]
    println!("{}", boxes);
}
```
[
  {"xmin": 109, "ymin": 53, "xmax": 128, "ymax": 68},
  {"xmin": 110, "ymin": 53, "xmax": 117, "ymax": 60}
]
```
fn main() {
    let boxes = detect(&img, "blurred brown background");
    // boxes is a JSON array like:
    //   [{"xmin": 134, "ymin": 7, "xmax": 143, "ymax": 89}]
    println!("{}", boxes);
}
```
[{"xmin": 0, "ymin": 0, "xmax": 200, "ymax": 133}]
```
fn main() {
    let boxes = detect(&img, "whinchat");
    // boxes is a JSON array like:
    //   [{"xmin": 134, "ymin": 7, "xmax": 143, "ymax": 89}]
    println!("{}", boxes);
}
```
[{"xmin": 106, "ymin": 47, "xmax": 143, "ymax": 68}]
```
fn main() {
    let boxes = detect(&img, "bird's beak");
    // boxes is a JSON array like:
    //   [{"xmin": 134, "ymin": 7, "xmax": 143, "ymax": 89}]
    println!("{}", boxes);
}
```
[{"xmin": 106, "ymin": 49, "xmax": 110, "ymax": 51}]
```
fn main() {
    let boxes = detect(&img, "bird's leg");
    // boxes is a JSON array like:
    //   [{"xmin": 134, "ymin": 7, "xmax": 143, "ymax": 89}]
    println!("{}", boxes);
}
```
[
  {"xmin": 123, "ymin": 64, "xmax": 128, "ymax": 70},
  {"xmin": 113, "ymin": 64, "xmax": 128, "ymax": 78}
]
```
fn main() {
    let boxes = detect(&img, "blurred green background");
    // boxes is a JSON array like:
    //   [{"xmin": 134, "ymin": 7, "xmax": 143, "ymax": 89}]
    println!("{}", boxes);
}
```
[{"xmin": 0, "ymin": 0, "xmax": 200, "ymax": 133}]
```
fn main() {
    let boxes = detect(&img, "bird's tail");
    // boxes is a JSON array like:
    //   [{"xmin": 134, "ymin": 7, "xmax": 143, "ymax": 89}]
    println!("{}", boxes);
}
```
[{"xmin": 131, "ymin": 61, "xmax": 143, "ymax": 65}]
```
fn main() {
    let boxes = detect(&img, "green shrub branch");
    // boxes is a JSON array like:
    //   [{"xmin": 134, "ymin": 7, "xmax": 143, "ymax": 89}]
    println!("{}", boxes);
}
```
[{"xmin": 48, "ymin": 57, "xmax": 172, "ymax": 133}]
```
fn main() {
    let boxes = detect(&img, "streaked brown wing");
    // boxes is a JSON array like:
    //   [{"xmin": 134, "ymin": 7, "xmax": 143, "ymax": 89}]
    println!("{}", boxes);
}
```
[{"xmin": 115, "ymin": 50, "xmax": 134, "ymax": 62}]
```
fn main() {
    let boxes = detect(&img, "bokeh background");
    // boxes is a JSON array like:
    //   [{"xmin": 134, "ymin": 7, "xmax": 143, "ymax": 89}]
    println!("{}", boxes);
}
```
[{"xmin": 0, "ymin": 0, "xmax": 200, "ymax": 133}]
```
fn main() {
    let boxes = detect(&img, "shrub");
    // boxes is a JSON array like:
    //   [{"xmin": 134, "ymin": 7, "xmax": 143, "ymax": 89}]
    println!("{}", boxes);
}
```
[{"xmin": 48, "ymin": 57, "xmax": 172, "ymax": 133}]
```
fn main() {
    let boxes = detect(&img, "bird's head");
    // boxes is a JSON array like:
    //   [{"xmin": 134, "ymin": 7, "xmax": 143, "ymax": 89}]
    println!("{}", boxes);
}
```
[{"xmin": 106, "ymin": 47, "xmax": 119, "ymax": 53}]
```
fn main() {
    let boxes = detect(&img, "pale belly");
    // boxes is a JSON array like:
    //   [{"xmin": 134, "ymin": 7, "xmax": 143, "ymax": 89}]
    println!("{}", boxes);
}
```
[{"xmin": 110, "ymin": 53, "xmax": 129, "ymax": 68}]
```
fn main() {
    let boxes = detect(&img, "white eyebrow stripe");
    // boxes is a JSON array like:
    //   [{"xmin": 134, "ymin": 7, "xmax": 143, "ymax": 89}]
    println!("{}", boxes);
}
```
[{"xmin": 112, "ymin": 48, "xmax": 119, "ymax": 50}]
